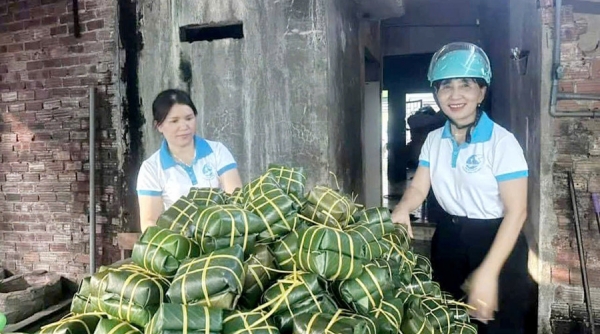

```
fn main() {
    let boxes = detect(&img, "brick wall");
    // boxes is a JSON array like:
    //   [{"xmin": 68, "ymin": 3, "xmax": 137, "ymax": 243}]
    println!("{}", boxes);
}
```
[
  {"xmin": 0, "ymin": 0, "xmax": 128, "ymax": 281},
  {"xmin": 543, "ymin": 2, "xmax": 600, "ymax": 330}
]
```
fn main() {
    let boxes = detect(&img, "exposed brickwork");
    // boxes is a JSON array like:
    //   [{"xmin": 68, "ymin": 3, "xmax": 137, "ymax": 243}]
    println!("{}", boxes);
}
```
[
  {"xmin": 0, "ymin": 0, "xmax": 127, "ymax": 281},
  {"xmin": 545, "ymin": 2, "xmax": 600, "ymax": 330}
]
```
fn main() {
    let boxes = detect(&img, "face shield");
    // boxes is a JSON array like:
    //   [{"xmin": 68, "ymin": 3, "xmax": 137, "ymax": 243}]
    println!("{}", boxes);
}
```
[{"xmin": 427, "ymin": 42, "xmax": 492, "ymax": 86}]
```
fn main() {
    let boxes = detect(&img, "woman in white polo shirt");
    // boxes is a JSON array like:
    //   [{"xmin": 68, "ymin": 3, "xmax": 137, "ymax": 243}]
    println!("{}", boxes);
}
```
[
  {"xmin": 391, "ymin": 42, "xmax": 531, "ymax": 333},
  {"xmin": 136, "ymin": 89, "xmax": 243, "ymax": 232}
]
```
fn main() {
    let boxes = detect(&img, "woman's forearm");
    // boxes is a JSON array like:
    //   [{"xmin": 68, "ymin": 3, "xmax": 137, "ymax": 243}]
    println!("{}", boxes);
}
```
[
  {"xmin": 394, "ymin": 185, "xmax": 429, "ymax": 214},
  {"xmin": 480, "ymin": 209, "xmax": 527, "ymax": 275}
]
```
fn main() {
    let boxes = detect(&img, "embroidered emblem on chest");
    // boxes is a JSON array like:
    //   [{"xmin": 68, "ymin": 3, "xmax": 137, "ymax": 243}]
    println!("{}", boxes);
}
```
[
  {"xmin": 202, "ymin": 163, "xmax": 217, "ymax": 180},
  {"xmin": 463, "ymin": 154, "xmax": 484, "ymax": 173}
]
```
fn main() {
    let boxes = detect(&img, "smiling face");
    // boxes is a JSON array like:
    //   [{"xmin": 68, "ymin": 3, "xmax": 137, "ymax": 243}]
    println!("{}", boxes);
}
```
[
  {"xmin": 156, "ymin": 103, "xmax": 197, "ymax": 148},
  {"xmin": 435, "ymin": 78, "xmax": 487, "ymax": 126}
]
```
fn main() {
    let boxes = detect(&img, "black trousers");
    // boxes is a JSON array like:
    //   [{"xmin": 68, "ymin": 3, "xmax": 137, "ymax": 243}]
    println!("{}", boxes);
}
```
[{"xmin": 430, "ymin": 212, "xmax": 532, "ymax": 334}]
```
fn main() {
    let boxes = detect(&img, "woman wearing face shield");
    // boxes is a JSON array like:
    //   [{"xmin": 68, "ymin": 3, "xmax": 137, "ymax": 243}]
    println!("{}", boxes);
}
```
[
  {"xmin": 391, "ymin": 42, "xmax": 531, "ymax": 333},
  {"xmin": 136, "ymin": 89, "xmax": 243, "ymax": 232}
]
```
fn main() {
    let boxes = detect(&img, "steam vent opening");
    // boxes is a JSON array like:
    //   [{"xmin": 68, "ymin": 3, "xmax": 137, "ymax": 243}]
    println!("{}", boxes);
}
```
[{"xmin": 179, "ymin": 22, "xmax": 244, "ymax": 43}]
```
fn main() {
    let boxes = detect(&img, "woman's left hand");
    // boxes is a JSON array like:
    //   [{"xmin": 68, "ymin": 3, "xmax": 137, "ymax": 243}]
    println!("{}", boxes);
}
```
[{"xmin": 465, "ymin": 267, "xmax": 499, "ymax": 323}]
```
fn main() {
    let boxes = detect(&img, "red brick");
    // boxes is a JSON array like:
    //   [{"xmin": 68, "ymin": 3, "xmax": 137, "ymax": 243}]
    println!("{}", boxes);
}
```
[
  {"xmin": 1, "ymin": 91, "xmax": 17, "ymax": 102},
  {"xmin": 592, "ymin": 59, "xmax": 600, "ymax": 79},
  {"xmin": 17, "ymin": 90, "xmax": 35, "ymax": 100},
  {"xmin": 575, "ymin": 80, "xmax": 600, "ymax": 94},
  {"xmin": 5, "ymin": 173, "xmax": 22, "ymax": 182},
  {"xmin": 21, "ymin": 194, "xmax": 38, "ymax": 202},
  {"xmin": 42, "ymin": 100, "xmax": 61, "ymax": 109}
]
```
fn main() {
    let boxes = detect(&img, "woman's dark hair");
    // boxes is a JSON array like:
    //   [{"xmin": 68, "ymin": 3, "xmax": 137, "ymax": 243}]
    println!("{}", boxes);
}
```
[
  {"xmin": 152, "ymin": 89, "xmax": 198, "ymax": 126},
  {"xmin": 432, "ymin": 77, "xmax": 488, "ymax": 143}
]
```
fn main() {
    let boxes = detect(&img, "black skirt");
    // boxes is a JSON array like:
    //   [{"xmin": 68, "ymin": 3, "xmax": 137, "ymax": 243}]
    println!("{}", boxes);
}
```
[{"xmin": 430, "ymin": 211, "xmax": 533, "ymax": 334}]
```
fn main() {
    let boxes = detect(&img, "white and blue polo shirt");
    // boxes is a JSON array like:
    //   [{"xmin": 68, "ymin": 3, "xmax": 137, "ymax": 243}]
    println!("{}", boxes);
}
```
[
  {"xmin": 136, "ymin": 135, "xmax": 238, "ymax": 209},
  {"xmin": 419, "ymin": 112, "xmax": 528, "ymax": 219}
]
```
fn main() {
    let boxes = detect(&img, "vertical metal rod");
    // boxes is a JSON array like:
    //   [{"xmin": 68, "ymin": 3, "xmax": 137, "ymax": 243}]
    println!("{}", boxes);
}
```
[
  {"xmin": 568, "ymin": 171, "xmax": 595, "ymax": 334},
  {"xmin": 89, "ymin": 86, "xmax": 96, "ymax": 274}
]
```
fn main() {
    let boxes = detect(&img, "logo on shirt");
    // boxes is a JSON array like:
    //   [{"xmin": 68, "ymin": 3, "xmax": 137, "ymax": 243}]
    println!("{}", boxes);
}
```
[
  {"xmin": 463, "ymin": 154, "xmax": 483, "ymax": 173},
  {"xmin": 202, "ymin": 163, "xmax": 217, "ymax": 180}
]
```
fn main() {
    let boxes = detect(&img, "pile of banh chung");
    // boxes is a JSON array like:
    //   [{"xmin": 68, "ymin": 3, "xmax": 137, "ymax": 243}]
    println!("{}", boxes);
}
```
[{"xmin": 40, "ymin": 164, "xmax": 478, "ymax": 334}]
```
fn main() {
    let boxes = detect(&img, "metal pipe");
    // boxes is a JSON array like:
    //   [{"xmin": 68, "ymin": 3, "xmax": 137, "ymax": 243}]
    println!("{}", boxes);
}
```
[
  {"xmin": 558, "ymin": 92, "xmax": 600, "ymax": 101},
  {"xmin": 549, "ymin": 0, "xmax": 600, "ymax": 118},
  {"xmin": 89, "ymin": 86, "xmax": 96, "ymax": 274},
  {"xmin": 567, "ymin": 171, "xmax": 596, "ymax": 334}
]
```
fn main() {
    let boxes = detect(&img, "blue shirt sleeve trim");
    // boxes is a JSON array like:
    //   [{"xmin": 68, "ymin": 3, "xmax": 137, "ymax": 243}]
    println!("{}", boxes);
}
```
[
  {"xmin": 218, "ymin": 163, "xmax": 238, "ymax": 176},
  {"xmin": 496, "ymin": 170, "xmax": 528, "ymax": 182},
  {"xmin": 418, "ymin": 160, "xmax": 430, "ymax": 168},
  {"xmin": 137, "ymin": 190, "xmax": 162, "ymax": 196}
]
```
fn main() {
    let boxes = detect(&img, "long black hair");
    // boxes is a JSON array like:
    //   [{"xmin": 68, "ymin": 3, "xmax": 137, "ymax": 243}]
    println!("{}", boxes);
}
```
[
  {"xmin": 151, "ymin": 89, "xmax": 198, "ymax": 126},
  {"xmin": 432, "ymin": 77, "xmax": 488, "ymax": 143}
]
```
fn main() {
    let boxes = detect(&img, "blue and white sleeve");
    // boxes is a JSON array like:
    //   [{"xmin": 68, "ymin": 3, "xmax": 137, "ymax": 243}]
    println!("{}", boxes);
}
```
[
  {"xmin": 493, "ymin": 134, "xmax": 529, "ymax": 182},
  {"xmin": 216, "ymin": 142, "xmax": 238, "ymax": 176},
  {"xmin": 418, "ymin": 133, "xmax": 433, "ymax": 168},
  {"xmin": 136, "ymin": 161, "xmax": 163, "ymax": 196}
]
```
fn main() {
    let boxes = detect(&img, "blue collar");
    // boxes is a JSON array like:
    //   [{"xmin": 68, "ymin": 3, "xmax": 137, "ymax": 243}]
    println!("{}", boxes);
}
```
[
  {"xmin": 441, "ymin": 111, "xmax": 494, "ymax": 143},
  {"xmin": 159, "ymin": 135, "xmax": 213, "ymax": 170}
]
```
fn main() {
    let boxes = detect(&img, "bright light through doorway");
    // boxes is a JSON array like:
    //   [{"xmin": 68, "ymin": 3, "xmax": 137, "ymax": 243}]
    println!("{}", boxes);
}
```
[
  {"xmin": 405, "ymin": 93, "xmax": 438, "ymax": 143},
  {"xmin": 381, "ymin": 91, "xmax": 439, "ymax": 207}
]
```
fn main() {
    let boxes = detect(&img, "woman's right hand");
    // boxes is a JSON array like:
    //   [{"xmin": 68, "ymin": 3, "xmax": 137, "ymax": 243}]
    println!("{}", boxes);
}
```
[{"xmin": 391, "ymin": 207, "xmax": 414, "ymax": 238}]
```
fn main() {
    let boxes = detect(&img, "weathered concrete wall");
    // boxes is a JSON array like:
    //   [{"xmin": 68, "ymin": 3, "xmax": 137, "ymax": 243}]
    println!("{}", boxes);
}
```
[{"xmin": 138, "ymin": 0, "xmax": 364, "ymax": 195}]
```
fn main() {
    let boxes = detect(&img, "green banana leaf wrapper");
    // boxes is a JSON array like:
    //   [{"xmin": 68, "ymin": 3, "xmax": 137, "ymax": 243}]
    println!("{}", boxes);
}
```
[
  {"xmin": 156, "ymin": 196, "xmax": 200, "ymax": 237},
  {"xmin": 199, "ymin": 234, "xmax": 257, "ymax": 257},
  {"xmin": 399, "ymin": 271, "xmax": 442, "ymax": 298},
  {"xmin": 240, "ymin": 244, "xmax": 280, "ymax": 310},
  {"xmin": 446, "ymin": 302, "xmax": 471, "ymax": 324},
  {"xmin": 223, "ymin": 310, "xmax": 280, "ymax": 334},
  {"xmin": 367, "ymin": 298, "xmax": 405, "ymax": 334},
  {"xmin": 167, "ymin": 245, "xmax": 245, "ymax": 310},
  {"xmin": 192, "ymin": 204, "xmax": 264, "ymax": 238},
  {"xmin": 414, "ymin": 254, "xmax": 433, "ymax": 278},
  {"xmin": 73, "ymin": 275, "xmax": 96, "ymax": 299},
  {"xmin": 301, "ymin": 186, "xmax": 358, "ymax": 229},
  {"xmin": 37, "ymin": 313, "xmax": 105, "ymax": 334},
  {"xmin": 422, "ymin": 297, "xmax": 454, "ymax": 333},
  {"xmin": 267, "ymin": 163, "xmax": 307, "ymax": 206},
  {"xmin": 145, "ymin": 303, "xmax": 223, "ymax": 334},
  {"xmin": 262, "ymin": 272, "xmax": 329, "ymax": 315},
  {"xmin": 399, "ymin": 294, "xmax": 436, "ymax": 334},
  {"xmin": 103, "ymin": 264, "xmax": 170, "ymax": 308},
  {"xmin": 93, "ymin": 318, "xmax": 142, "ymax": 334},
  {"xmin": 380, "ymin": 231, "xmax": 411, "ymax": 264},
  {"xmin": 346, "ymin": 218, "xmax": 395, "ymax": 261},
  {"xmin": 335, "ymin": 261, "xmax": 395, "ymax": 315},
  {"xmin": 292, "ymin": 310, "xmax": 377, "ymax": 334},
  {"xmin": 71, "ymin": 294, "xmax": 101, "ymax": 314},
  {"xmin": 271, "ymin": 223, "xmax": 309, "ymax": 271},
  {"xmin": 297, "ymin": 225, "xmax": 366, "ymax": 280},
  {"xmin": 94, "ymin": 295, "xmax": 157, "ymax": 328},
  {"xmin": 229, "ymin": 188, "xmax": 245, "ymax": 206},
  {"xmin": 451, "ymin": 322, "xmax": 478, "ymax": 334},
  {"xmin": 243, "ymin": 173, "xmax": 299, "ymax": 242},
  {"xmin": 272, "ymin": 293, "xmax": 338, "ymax": 333},
  {"xmin": 354, "ymin": 207, "xmax": 393, "ymax": 226},
  {"xmin": 187, "ymin": 187, "xmax": 228, "ymax": 206},
  {"xmin": 131, "ymin": 226, "xmax": 201, "ymax": 277},
  {"xmin": 383, "ymin": 250, "xmax": 416, "ymax": 288}
]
